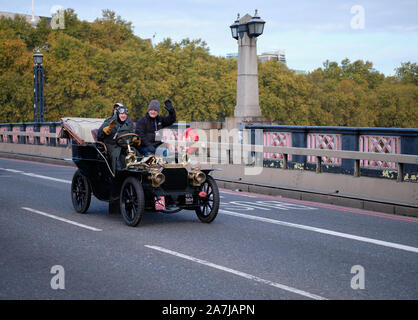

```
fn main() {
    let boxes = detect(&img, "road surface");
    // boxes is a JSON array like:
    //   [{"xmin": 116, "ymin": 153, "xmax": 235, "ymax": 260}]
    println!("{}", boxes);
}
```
[{"xmin": 1, "ymin": 157, "xmax": 417, "ymax": 301}]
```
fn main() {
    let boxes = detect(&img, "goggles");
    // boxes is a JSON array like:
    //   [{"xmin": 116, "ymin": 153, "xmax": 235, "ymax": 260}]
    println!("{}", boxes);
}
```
[{"xmin": 117, "ymin": 106, "xmax": 128, "ymax": 114}]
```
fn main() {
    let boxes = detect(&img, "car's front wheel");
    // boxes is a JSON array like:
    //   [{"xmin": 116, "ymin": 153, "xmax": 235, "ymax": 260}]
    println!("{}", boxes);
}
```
[
  {"xmin": 120, "ymin": 177, "xmax": 145, "ymax": 227},
  {"xmin": 195, "ymin": 176, "xmax": 220, "ymax": 223}
]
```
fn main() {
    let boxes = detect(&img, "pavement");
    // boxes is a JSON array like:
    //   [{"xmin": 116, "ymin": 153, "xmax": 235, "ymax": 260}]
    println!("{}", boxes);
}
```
[{"xmin": 1, "ymin": 157, "xmax": 417, "ymax": 302}]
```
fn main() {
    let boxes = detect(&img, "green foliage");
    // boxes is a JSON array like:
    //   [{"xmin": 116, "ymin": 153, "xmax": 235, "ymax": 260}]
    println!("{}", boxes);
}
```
[
  {"xmin": 0, "ymin": 9, "xmax": 416, "ymax": 128},
  {"xmin": 395, "ymin": 62, "xmax": 418, "ymax": 85},
  {"xmin": 303, "ymin": 59, "xmax": 417, "ymax": 127}
]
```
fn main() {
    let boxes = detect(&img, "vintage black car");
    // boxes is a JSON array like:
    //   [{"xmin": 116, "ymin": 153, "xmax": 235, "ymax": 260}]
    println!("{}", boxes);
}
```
[{"xmin": 60, "ymin": 118, "xmax": 220, "ymax": 227}]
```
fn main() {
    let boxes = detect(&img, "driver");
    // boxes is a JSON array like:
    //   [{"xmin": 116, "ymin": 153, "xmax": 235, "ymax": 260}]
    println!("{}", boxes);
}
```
[{"xmin": 97, "ymin": 105, "xmax": 140, "ymax": 173}]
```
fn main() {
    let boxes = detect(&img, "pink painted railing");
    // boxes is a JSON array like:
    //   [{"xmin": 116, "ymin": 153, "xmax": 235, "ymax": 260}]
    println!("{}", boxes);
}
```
[
  {"xmin": 307, "ymin": 133, "xmax": 342, "ymax": 165},
  {"xmin": 360, "ymin": 135, "xmax": 401, "ymax": 169},
  {"xmin": 263, "ymin": 132, "xmax": 292, "ymax": 161}
]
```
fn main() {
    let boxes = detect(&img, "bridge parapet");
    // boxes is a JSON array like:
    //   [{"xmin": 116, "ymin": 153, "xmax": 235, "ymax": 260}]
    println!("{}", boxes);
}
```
[
  {"xmin": 0, "ymin": 122, "xmax": 417, "ymax": 183},
  {"xmin": 247, "ymin": 125, "xmax": 418, "ymax": 182}
]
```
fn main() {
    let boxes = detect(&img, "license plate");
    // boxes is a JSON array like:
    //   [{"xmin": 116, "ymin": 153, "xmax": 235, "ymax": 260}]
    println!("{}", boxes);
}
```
[
  {"xmin": 185, "ymin": 194, "xmax": 193, "ymax": 205},
  {"xmin": 155, "ymin": 196, "xmax": 165, "ymax": 210}
]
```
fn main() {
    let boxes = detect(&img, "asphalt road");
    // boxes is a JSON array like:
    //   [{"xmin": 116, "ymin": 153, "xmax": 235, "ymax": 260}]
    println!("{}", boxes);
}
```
[{"xmin": 1, "ymin": 157, "xmax": 417, "ymax": 301}]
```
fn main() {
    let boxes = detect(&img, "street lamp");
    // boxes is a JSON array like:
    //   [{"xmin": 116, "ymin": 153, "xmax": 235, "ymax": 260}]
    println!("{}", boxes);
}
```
[
  {"xmin": 228, "ymin": 10, "xmax": 266, "ymax": 122},
  {"xmin": 229, "ymin": 14, "xmax": 240, "ymax": 40},
  {"xmin": 33, "ymin": 49, "xmax": 45, "ymax": 122},
  {"xmin": 33, "ymin": 49, "xmax": 43, "ymax": 65},
  {"xmin": 230, "ymin": 10, "xmax": 265, "ymax": 40},
  {"xmin": 247, "ymin": 9, "xmax": 265, "ymax": 38}
]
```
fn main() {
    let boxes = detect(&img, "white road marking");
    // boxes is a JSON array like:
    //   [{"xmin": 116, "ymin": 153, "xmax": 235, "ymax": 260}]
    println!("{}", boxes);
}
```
[
  {"xmin": 226, "ymin": 200, "xmax": 271, "ymax": 210},
  {"xmin": 21, "ymin": 172, "xmax": 71, "ymax": 184},
  {"xmin": 21, "ymin": 207, "xmax": 102, "ymax": 232},
  {"xmin": 145, "ymin": 245, "xmax": 327, "ymax": 300},
  {"xmin": 3, "ymin": 168, "xmax": 24, "ymax": 173},
  {"xmin": 220, "ymin": 209, "xmax": 418, "ymax": 254},
  {"xmin": 0, "ymin": 167, "xmax": 72, "ymax": 184}
]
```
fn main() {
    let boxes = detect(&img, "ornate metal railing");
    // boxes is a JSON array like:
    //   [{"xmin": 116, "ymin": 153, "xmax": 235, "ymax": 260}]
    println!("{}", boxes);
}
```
[{"xmin": 246, "ymin": 125, "xmax": 418, "ymax": 182}]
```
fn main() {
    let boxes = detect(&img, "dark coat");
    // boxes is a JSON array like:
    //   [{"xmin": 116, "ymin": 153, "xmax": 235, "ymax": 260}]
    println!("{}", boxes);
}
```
[
  {"xmin": 135, "ymin": 109, "xmax": 176, "ymax": 153},
  {"xmin": 97, "ymin": 114, "xmax": 135, "ymax": 172}
]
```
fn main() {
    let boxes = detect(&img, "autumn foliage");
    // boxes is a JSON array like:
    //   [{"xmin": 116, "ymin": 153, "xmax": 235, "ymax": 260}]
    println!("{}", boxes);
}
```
[{"xmin": 0, "ymin": 9, "xmax": 417, "ymax": 127}]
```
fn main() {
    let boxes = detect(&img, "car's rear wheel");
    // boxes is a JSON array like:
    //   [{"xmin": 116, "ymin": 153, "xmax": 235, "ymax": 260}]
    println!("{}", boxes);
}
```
[
  {"xmin": 195, "ymin": 176, "xmax": 219, "ymax": 223},
  {"xmin": 71, "ymin": 169, "xmax": 91, "ymax": 213},
  {"xmin": 120, "ymin": 177, "xmax": 145, "ymax": 227}
]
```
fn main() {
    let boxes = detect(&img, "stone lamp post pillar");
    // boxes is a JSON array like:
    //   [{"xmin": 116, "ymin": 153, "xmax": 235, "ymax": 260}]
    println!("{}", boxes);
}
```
[
  {"xmin": 226, "ymin": 10, "xmax": 266, "ymax": 130},
  {"xmin": 235, "ymin": 14, "xmax": 261, "ymax": 118}
]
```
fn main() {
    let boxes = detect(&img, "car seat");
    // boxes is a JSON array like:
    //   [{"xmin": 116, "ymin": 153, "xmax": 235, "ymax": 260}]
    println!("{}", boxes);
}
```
[{"xmin": 91, "ymin": 129, "xmax": 108, "ymax": 153}]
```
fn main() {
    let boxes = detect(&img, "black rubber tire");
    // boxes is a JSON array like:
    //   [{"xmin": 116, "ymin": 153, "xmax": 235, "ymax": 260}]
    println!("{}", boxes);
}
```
[
  {"xmin": 120, "ymin": 177, "xmax": 145, "ymax": 227},
  {"xmin": 195, "ymin": 176, "xmax": 220, "ymax": 223},
  {"xmin": 71, "ymin": 169, "xmax": 92, "ymax": 214}
]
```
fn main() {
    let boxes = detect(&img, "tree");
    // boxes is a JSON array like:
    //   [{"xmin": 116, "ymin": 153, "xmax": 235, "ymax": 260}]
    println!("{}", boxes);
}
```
[
  {"xmin": 0, "ymin": 9, "xmax": 416, "ymax": 128},
  {"xmin": 395, "ymin": 62, "xmax": 418, "ymax": 85},
  {"xmin": 375, "ymin": 82, "xmax": 418, "ymax": 127},
  {"xmin": 0, "ymin": 28, "xmax": 32, "ymax": 122}
]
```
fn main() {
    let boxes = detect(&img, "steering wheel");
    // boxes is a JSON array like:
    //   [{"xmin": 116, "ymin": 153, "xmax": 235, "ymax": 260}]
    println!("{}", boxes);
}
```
[{"xmin": 115, "ymin": 133, "xmax": 141, "ymax": 148}]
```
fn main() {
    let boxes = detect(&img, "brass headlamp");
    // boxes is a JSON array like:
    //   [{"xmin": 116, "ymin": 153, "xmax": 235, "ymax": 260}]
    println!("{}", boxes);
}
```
[
  {"xmin": 188, "ymin": 167, "xmax": 206, "ymax": 186},
  {"xmin": 149, "ymin": 167, "xmax": 165, "ymax": 187}
]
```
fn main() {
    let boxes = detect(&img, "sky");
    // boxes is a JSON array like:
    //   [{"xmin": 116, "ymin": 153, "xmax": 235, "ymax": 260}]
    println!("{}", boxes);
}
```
[{"xmin": 1, "ymin": 0, "xmax": 417, "ymax": 75}]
